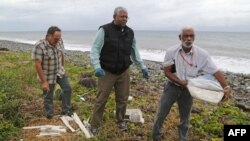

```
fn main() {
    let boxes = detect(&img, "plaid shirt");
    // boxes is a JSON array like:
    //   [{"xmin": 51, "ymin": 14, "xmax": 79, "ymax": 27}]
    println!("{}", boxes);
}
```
[{"xmin": 32, "ymin": 39, "xmax": 65, "ymax": 84}]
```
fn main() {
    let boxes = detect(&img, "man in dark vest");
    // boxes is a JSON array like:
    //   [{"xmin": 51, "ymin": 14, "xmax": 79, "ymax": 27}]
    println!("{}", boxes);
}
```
[{"xmin": 90, "ymin": 6, "xmax": 149, "ymax": 135}]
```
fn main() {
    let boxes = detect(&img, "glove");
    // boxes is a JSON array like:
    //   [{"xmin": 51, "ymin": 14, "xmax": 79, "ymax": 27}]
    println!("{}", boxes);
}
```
[
  {"xmin": 141, "ymin": 68, "xmax": 149, "ymax": 79},
  {"xmin": 94, "ymin": 68, "xmax": 105, "ymax": 77}
]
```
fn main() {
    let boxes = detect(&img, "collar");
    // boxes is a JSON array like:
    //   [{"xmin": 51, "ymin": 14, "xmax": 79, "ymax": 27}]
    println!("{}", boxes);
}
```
[
  {"xmin": 179, "ymin": 44, "xmax": 194, "ymax": 55},
  {"xmin": 45, "ymin": 39, "xmax": 59, "ymax": 48},
  {"xmin": 112, "ymin": 21, "xmax": 127, "ymax": 32}
]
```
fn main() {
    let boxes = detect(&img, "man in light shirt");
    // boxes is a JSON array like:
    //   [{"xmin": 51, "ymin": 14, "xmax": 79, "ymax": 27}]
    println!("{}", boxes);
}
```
[{"xmin": 152, "ymin": 27, "xmax": 232, "ymax": 141}]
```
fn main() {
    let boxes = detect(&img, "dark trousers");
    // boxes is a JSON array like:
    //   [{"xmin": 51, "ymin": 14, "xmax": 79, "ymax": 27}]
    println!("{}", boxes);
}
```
[
  {"xmin": 91, "ymin": 68, "xmax": 130, "ymax": 128},
  {"xmin": 43, "ymin": 75, "xmax": 72, "ymax": 117},
  {"xmin": 152, "ymin": 82, "xmax": 193, "ymax": 141}
]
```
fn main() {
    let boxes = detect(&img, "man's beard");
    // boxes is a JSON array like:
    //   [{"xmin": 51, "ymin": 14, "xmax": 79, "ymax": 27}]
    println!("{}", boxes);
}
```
[{"xmin": 182, "ymin": 40, "xmax": 193, "ymax": 48}]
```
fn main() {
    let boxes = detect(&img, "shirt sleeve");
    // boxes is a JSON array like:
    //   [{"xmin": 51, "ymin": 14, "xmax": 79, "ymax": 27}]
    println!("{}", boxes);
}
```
[
  {"xmin": 162, "ymin": 49, "xmax": 174, "ymax": 67},
  {"xmin": 59, "ymin": 39, "xmax": 65, "ymax": 53},
  {"xmin": 90, "ymin": 28, "xmax": 105, "ymax": 69},
  {"xmin": 32, "ymin": 45, "xmax": 43, "ymax": 61},
  {"xmin": 202, "ymin": 55, "xmax": 218, "ymax": 74},
  {"xmin": 130, "ymin": 37, "xmax": 146, "ymax": 69}
]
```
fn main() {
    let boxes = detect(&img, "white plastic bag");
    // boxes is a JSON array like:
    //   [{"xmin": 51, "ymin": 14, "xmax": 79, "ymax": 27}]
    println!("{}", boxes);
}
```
[{"xmin": 187, "ymin": 75, "xmax": 224, "ymax": 104}]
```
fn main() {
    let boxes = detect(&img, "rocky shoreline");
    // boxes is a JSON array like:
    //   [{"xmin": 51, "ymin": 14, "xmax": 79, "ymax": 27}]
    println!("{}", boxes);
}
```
[{"xmin": 1, "ymin": 39, "xmax": 249, "ymax": 111}]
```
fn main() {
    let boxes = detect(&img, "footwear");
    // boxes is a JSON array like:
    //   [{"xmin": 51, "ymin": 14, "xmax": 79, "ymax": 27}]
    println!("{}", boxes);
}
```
[
  {"xmin": 90, "ymin": 127, "xmax": 99, "ymax": 136},
  {"xmin": 152, "ymin": 134, "xmax": 163, "ymax": 141},
  {"xmin": 153, "ymin": 137, "xmax": 161, "ymax": 141},
  {"xmin": 46, "ymin": 115, "xmax": 53, "ymax": 119},
  {"xmin": 118, "ymin": 122, "xmax": 128, "ymax": 131},
  {"xmin": 61, "ymin": 109, "xmax": 73, "ymax": 117}
]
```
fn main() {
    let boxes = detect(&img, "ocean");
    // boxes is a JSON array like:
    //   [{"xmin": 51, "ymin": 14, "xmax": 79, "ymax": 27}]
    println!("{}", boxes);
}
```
[{"xmin": 0, "ymin": 31, "xmax": 249, "ymax": 74}]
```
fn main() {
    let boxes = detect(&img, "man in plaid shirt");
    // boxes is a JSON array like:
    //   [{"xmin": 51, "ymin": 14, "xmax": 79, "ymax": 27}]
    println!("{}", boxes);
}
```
[{"xmin": 32, "ymin": 26, "xmax": 72, "ymax": 119}]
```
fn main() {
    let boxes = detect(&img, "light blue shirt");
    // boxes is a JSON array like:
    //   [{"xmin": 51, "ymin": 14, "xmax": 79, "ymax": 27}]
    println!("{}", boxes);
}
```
[{"xmin": 90, "ymin": 28, "xmax": 146, "ymax": 70}]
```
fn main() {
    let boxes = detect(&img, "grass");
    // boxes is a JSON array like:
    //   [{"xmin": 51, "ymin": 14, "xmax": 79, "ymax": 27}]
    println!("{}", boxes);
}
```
[{"xmin": 0, "ymin": 50, "xmax": 249, "ymax": 141}]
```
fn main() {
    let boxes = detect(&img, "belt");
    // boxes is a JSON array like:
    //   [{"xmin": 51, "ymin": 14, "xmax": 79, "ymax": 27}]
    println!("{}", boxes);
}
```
[
  {"xmin": 167, "ymin": 81, "xmax": 186, "ymax": 90},
  {"xmin": 168, "ymin": 81, "xmax": 181, "ymax": 87}
]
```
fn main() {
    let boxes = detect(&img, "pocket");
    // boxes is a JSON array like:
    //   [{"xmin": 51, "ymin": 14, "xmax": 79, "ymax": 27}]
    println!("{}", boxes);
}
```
[
  {"xmin": 43, "ymin": 49, "xmax": 54, "ymax": 60},
  {"xmin": 186, "ymin": 66, "xmax": 199, "ymax": 77}
]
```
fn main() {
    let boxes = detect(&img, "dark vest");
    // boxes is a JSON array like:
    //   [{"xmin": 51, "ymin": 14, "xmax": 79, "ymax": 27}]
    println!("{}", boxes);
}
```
[{"xmin": 100, "ymin": 22, "xmax": 134, "ymax": 74}]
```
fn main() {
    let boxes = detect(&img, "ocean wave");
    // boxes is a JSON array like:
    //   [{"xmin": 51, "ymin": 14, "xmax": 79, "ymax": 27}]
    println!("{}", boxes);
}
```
[
  {"xmin": 139, "ymin": 49, "xmax": 250, "ymax": 74},
  {"xmin": 1, "ymin": 37, "xmax": 249, "ymax": 74}
]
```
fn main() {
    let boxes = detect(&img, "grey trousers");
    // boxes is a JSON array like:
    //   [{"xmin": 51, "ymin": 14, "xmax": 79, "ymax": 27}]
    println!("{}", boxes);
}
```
[
  {"xmin": 90, "ymin": 68, "xmax": 130, "ymax": 128},
  {"xmin": 152, "ymin": 82, "xmax": 193, "ymax": 141},
  {"xmin": 43, "ymin": 75, "xmax": 72, "ymax": 117}
]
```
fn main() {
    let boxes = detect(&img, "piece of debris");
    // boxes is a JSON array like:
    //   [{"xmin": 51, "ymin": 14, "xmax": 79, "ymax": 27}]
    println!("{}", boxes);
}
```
[
  {"xmin": 23, "ymin": 125, "xmax": 66, "ymax": 130},
  {"xmin": 72, "ymin": 113, "xmax": 93, "ymax": 138},
  {"xmin": 23, "ymin": 125, "xmax": 67, "ymax": 137},
  {"xmin": 128, "ymin": 96, "xmax": 133, "ymax": 101},
  {"xmin": 36, "ymin": 132, "xmax": 61, "ymax": 137},
  {"xmin": 60, "ymin": 116, "xmax": 76, "ymax": 132},
  {"xmin": 77, "ymin": 95, "xmax": 86, "ymax": 101},
  {"xmin": 125, "ymin": 109, "xmax": 144, "ymax": 123}
]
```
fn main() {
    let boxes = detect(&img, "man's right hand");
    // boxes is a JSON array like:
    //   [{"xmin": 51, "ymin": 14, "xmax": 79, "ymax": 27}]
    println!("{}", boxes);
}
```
[
  {"xmin": 180, "ymin": 80, "xmax": 188, "ymax": 88},
  {"xmin": 94, "ymin": 68, "xmax": 105, "ymax": 77},
  {"xmin": 42, "ymin": 81, "xmax": 49, "ymax": 91}
]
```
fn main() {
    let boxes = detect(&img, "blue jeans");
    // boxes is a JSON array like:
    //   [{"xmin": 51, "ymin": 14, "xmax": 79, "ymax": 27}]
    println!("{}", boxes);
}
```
[
  {"xmin": 43, "ymin": 75, "xmax": 72, "ymax": 117},
  {"xmin": 152, "ymin": 82, "xmax": 193, "ymax": 141}
]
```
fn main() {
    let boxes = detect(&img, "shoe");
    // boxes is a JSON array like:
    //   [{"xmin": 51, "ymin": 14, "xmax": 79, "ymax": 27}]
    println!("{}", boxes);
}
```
[
  {"xmin": 153, "ymin": 138, "xmax": 161, "ymax": 141},
  {"xmin": 90, "ymin": 127, "xmax": 99, "ymax": 136},
  {"xmin": 152, "ymin": 134, "xmax": 163, "ymax": 141},
  {"xmin": 46, "ymin": 115, "xmax": 53, "ymax": 119},
  {"xmin": 118, "ymin": 122, "xmax": 128, "ymax": 131},
  {"xmin": 61, "ymin": 110, "xmax": 73, "ymax": 117}
]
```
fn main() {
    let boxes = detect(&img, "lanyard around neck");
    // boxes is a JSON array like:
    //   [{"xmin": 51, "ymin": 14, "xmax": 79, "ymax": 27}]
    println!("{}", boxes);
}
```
[{"xmin": 179, "ymin": 49, "xmax": 194, "ymax": 67}]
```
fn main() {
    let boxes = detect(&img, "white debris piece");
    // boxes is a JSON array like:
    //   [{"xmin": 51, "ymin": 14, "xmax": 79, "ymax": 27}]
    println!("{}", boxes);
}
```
[
  {"xmin": 36, "ymin": 132, "xmax": 61, "ymax": 137},
  {"xmin": 77, "ymin": 95, "xmax": 86, "ymax": 101},
  {"xmin": 23, "ymin": 125, "xmax": 67, "ymax": 137},
  {"xmin": 125, "ymin": 109, "xmax": 144, "ymax": 123},
  {"xmin": 23, "ymin": 125, "xmax": 65, "ymax": 130},
  {"xmin": 72, "ymin": 113, "xmax": 93, "ymax": 138},
  {"xmin": 128, "ymin": 96, "xmax": 133, "ymax": 101},
  {"xmin": 60, "ymin": 116, "xmax": 76, "ymax": 132},
  {"xmin": 40, "ymin": 126, "xmax": 67, "ymax": 133}
]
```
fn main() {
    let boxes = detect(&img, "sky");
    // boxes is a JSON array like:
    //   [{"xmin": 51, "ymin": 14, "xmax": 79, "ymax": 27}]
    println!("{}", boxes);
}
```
[{"xmin": 0, "ymin": 0, "xmax": 250, "ymax": 32}]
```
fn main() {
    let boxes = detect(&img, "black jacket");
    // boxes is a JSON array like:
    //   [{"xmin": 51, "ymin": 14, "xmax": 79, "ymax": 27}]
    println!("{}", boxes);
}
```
[{"xmin": 100, "ymin": 22, "xmax": 134, "ymax": 74}]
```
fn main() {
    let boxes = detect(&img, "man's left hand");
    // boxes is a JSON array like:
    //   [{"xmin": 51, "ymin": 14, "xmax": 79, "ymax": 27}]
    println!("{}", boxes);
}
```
[
  {"xmin": 222, "ymin": 86, "xmax": 232, "ymax": 101},
  {"xmin": 141, "ymin": 68, "xmax": 149, "ymax": 79}
]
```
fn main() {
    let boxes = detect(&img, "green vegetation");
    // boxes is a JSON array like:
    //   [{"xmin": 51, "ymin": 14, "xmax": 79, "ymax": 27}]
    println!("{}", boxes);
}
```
[
  {"xmin": 0, "ymin": 52, "xmax": 32, "ymax": 140},
  {"xmin": 190, "ymin": 101, "xmax": 250, "ymax": 140},
  {"xmin": 0, "ymin": 50, "xmax": 249, "ymax": 141}
]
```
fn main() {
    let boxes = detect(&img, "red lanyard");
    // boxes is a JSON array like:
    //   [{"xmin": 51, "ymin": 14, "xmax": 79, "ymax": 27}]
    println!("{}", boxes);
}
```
[{"xmin": 179, "ymin": 49, "xmax": 194, "ymax": 67}]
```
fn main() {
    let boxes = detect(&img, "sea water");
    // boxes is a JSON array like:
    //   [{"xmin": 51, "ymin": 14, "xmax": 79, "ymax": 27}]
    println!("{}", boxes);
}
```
[{"xmin": 0, "ymin": 30, "xmax": 249, "ymax": 74}]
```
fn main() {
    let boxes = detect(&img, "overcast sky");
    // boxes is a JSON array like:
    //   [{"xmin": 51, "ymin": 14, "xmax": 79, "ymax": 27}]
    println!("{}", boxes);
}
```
[{"xmin": 0, "ymin": 0, "xmax": 250, "ymax": 32}]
